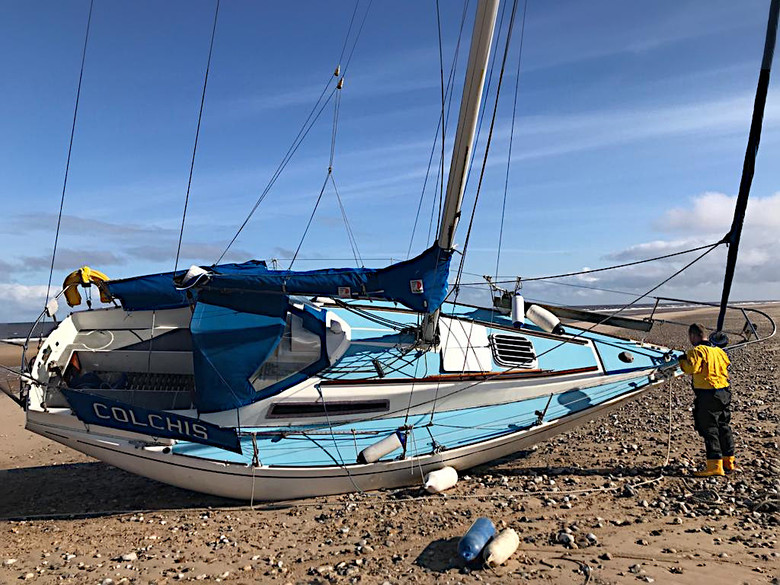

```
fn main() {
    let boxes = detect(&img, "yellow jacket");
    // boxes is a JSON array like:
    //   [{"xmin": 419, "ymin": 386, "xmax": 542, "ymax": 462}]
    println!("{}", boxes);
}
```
[{"xmin": 680, "ymin": 344, "xmax": 730, "ymax": 390}]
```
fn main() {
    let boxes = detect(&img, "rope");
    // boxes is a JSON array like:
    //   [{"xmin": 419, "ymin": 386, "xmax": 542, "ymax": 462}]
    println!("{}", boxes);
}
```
[
  {"xmin": 314, "ymin": 384, "xmax": 365, "ymax": 494},
  {"xmin": 663, "ymin": 379, "xmax": 673, "ymax": 468},
  {"xmin": 495, "ymin": 0, "xmax": 528, "ymax": 281},
  {"xmin": 44, "ymin": 0, "xmax": 94, "ymax": 311},
  {"xmin": 174, "ymin": 0, "xmax": 220, "ymax": 274}
]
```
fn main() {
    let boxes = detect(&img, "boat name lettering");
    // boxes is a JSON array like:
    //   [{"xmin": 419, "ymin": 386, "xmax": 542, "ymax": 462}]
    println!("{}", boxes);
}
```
[{"xmin": 92, "ymin": 402, "xmax": 209, "ymax": 440}]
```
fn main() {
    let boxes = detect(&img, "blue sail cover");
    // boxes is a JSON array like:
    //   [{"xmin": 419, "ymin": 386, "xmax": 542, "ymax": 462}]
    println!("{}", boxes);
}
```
[
  {"xmin": 105, "ymin": 260, "xmax": 269, "ymax": 311},
  {"xmin": 198, "ymin": 244, "xmax": 452, "ymax": 314},
  {"xmin": 190, "ymin": 296, "xmax": 288, "ymax": 413},
  {"xmin": 105, "ymin": 246, "xmax": 451, "ymax": 413}
]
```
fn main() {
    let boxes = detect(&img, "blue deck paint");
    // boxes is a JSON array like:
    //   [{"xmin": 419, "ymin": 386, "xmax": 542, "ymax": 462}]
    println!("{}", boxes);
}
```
[{"xmin": 172, "ymin": 371, "xmax": 653, "ymax": 467}]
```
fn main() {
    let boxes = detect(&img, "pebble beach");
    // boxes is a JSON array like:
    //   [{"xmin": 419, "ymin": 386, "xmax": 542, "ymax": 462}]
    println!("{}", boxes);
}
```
[{"xmin": 0, "ymin": 304, "xmax": 778, "ymax": 584}]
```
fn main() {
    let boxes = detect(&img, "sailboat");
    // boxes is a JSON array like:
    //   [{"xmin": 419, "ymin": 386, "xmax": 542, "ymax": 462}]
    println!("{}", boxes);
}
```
[{"xmin": 7, "ymin": 0, "xmax": 778, "ymax": 501}]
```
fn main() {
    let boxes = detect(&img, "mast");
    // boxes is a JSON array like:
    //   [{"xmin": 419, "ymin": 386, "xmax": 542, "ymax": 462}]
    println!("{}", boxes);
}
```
[
  {"xmin": 437, "ymin": 0, "xmax": 501, "ymax": 251},
  {"xmin": 715, "ymin": 0, "xmax": 779, "ymax": 333},
  {"xmin": 423, "ymin": 0, "xmax": 501, "ymax": 343}
]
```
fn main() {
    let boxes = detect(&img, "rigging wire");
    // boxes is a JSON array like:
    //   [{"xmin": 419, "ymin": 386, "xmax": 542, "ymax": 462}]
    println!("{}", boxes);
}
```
[
  {"xmin": 44, "ymin": 0, "xmax": 94, "ymax": 312},
  {"xmin": 451, "ymin": 0, "xmax": 510, "ymax": 243},
  {"xmin": 494, "ymin": 0, "xmax": 527, "ymax": 281},
  {"xmin": 452, "ymin": 0, "xmax": 520, "ymax": 293},
  {"xmin": 532, "ymin": 241, "xmax": 723, "ymax": 361},
  {"xmin": 406, "ymin": 0, "xmax": 469, "ymax": 260},
  {"xmin": 327, "ymin": 81, "xmax": 363, "ymax": 266},
  {"xmin": 342, "ymin": 0, "xmax": 374, "ymax": 73},
  {"xmin": 336, "ymin": 0, "xmax": 363, "ymax": 65},
  {"xmin": 435, "ymin": 0, "xmax": 447, "ymax": 240},
  {"xmin": 174, "ymin": 0, "xmax": 221, "ymax": 274},
  {"xmin": 457, "ymin": 239, "xmax": 725, "ymax": 286},
  {"xmin": 330, "ymin": 174, "xmax": 363, "ymax": 266},
  {"xmin": 217, "ymin": 1, "xmax": 373, "ymax": 264},
  {"xmin": 414, "ymin": 1, "xmax": 471, "ymax": 252},
  {"xmin": 288, "ymin": 173, "xmax": 330, "ymax": 269},
  {"xmin": 216, "ymin": 86, "xmax": 338, "ymax": 265},
  {"xmin": 290, "ymin": 66, "xmax": 362, "ymax": 268}
]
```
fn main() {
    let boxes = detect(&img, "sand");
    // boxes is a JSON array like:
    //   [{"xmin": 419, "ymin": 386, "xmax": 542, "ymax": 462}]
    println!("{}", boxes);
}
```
[{"xmin": 0, "ymin": 305, "xmax": 778, "ymax": 584}]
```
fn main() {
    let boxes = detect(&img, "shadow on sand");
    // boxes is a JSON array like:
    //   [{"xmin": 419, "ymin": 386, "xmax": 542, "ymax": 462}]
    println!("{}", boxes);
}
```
[
  {"xmin": 0, "ymin": 462, "xmax": 235, "ymax": 521},
  {"xmin": 414, "ymin": 537, "xmax": 463, "ymax": 572},
  {"xmin": 0, "ymin": 449, "xmax": 679, "ymax": 521}
]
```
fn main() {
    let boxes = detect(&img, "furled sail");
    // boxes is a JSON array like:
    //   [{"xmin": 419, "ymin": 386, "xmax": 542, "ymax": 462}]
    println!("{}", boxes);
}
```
[
  {"xmin": 197, "ymin": 244, "xmax": 452, "ymax": 314},
  {"xmin": 105, "ymin": 260, "xmax": 269, "ymax": 311},
  {"xmin": 105, "ymin": 245, "xmax": 452, "ymax": 315}
]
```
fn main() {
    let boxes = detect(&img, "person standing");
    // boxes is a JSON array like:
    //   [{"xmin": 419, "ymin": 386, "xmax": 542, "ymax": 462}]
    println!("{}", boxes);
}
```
[{"xmin": 678, "ymin": 323, "xmax": 735, "ymax": 477}]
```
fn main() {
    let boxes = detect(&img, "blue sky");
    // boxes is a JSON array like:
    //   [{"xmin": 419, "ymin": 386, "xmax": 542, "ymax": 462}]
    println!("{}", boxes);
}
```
[{"xmin": 1, "ymin": 0, "xmax": 778, "ymax": 322}]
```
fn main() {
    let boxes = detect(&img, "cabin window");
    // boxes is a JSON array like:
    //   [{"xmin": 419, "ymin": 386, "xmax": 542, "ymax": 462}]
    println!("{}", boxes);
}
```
[
  {"xmin": 250, "ymin": 313, "xmax": 322, "ymax": 392},
  {"xmin": 267, "ymin": 399, "xmax": 389, "ymax": 419},
  {"xmin": 489, "ymin": 333, "xmax": 537, "ymax": 369}
]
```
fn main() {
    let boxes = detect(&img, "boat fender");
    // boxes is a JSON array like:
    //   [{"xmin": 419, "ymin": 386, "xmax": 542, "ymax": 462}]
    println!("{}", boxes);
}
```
[
  {"xmin": 458, "ymin": 517, "xmax": 496, "ymax": 562},
  {"xmin": 423, "ymin": 466, "xmax": 458, "ymax": 493},
  {"xmin": 526, "ymin": 304, "xmax": 565, "ymax": 335},
  {"xmin": 356, "ymin": 430, "xmax": 406, "ymax": 464},
  {"xmin": 511, "ymin": 293, "xmax": 524, "ymax": 328},
  {"xmin": 483, "ymin": 528, "xmax": 519, "ymax": 566}
]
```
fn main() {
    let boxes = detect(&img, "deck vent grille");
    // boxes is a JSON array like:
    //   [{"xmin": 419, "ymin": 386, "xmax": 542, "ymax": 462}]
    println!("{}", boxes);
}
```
[{"xmin": 489, "ymin": 334, "xmax": 537, "ymax": 369}]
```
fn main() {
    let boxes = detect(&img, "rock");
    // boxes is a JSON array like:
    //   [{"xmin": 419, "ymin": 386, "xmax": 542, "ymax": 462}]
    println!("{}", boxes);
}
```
[
  {"xmin": 629, "ymin": 563, "xmax": 642, "ymax": 574},
  {"xmin": 120, "ymin": 552, "xmax": 137, "ymax": 562},
  {"xmin": 3, "ymin": 559, "xmax": 17, "ymax": 566},
  {"xmin": 600, "ymin": 552, "xmax": 613, "ymax": 561},
  {"xmin": 22, "ymin": 574, "xmax": 35, "ymax": 581},
  {"xmin": 557, "ymin": 532, "xmax": 575, "ymax": 547}
]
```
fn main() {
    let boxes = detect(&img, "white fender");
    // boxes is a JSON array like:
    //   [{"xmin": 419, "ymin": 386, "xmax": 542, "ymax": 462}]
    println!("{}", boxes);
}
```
[
  {"xmin": 526, "ymin": 304, "xmax": 564, "ymax": 335},
  {"xmin": 511, "ymin": 293, "xmax": 524, "ymax": 327},
  {"xmin": 423, "ymin": 466, "xmax": 459, "ymax": 493},
  {"xmin": 357, "ymin": 431, "xmax": 404, "ymax": 464},
  {"xmin": 483, "ymin": 527, "xmax": 520, "ymax": 566}
]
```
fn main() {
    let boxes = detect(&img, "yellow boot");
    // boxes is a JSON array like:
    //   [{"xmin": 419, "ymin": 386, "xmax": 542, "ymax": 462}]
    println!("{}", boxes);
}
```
[
  {"xmin": 693, "ymin": 459, "xmax": 725, "ymax": 477},
  {"xmin": 723, "ymin": 455, "xmax": 739, "ymax": 474}
]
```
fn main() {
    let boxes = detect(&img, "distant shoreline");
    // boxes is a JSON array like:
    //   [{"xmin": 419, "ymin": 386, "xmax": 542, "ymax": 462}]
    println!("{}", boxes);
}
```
[{"xmin": 2, "ymin": 300, "xmax": 778, "ymax": 342}]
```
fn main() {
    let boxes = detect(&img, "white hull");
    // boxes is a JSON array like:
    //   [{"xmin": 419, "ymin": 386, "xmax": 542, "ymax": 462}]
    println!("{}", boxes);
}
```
[{"xmin": 25, "ymin": 378, "xmax": 665, "ymax": 501}]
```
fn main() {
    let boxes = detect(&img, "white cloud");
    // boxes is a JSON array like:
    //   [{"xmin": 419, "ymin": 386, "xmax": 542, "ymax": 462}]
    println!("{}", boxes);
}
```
[
  {"xmin": 0, "ymin": 284, "xmax": 49, "ymax": 322},
  {"xmin": 531, "ymin": 192, "xmax": 780, "ymax": 304},
  {"xmin": 659, "ymin": 191, "xmax": 780, "ymax": 234}
]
